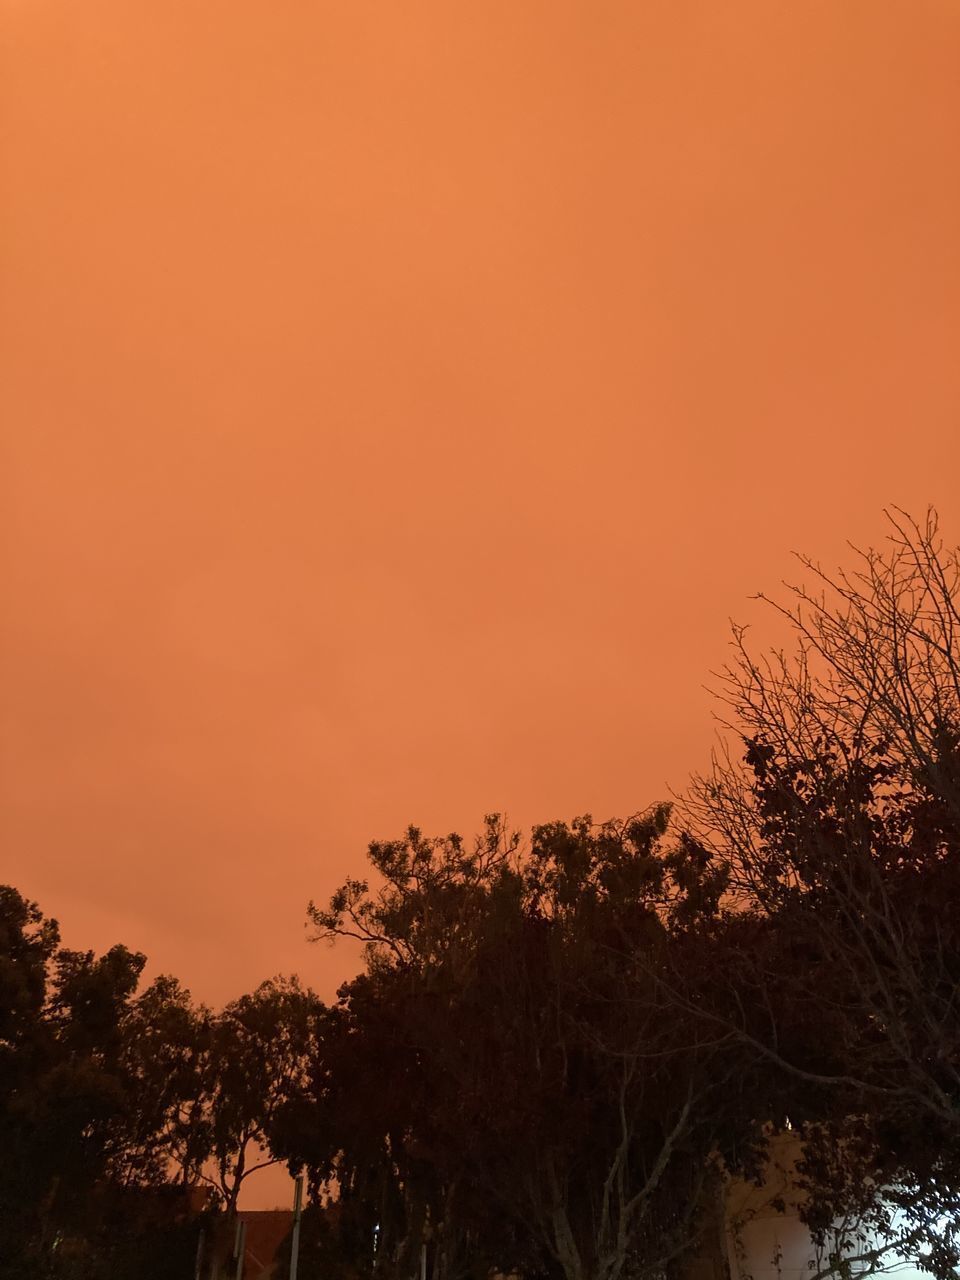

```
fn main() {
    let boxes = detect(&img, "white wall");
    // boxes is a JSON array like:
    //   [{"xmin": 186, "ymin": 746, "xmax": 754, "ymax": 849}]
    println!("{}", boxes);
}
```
[{"xmin": 722, "ymin": 1133, "xmax": 929, "ymax": 1280}]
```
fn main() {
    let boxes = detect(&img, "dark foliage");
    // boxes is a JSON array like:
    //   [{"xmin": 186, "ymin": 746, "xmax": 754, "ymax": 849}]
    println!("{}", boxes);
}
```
[{"xmin": 4, "ymin": 510, "xmax": 960, "ymax": 1280}]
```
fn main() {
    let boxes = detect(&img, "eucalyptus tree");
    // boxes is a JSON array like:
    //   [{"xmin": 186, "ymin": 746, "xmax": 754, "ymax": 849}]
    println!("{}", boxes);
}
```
[{"xmin": 288, "ymin": 812, "xmax": 764, "ymax": 1280}]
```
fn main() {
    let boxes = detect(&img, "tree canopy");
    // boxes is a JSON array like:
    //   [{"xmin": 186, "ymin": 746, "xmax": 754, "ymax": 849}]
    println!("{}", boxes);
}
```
[{"xmin": 3, "ymin": 508, "xmax": 959, "ymax": 1280}]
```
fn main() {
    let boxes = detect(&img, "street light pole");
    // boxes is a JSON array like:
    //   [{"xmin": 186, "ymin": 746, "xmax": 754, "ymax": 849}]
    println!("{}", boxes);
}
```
[
  {"xmin": 289, "ymin": 1174, "xmax": 304, "ymax": 1280},
  {"xmin": 235, "ymin": 1220, "xmax": 247, "ymax": 1280},
  {"xmin": 194, "ymin": 1226, "xmax": 205, "ymax": 1280}
]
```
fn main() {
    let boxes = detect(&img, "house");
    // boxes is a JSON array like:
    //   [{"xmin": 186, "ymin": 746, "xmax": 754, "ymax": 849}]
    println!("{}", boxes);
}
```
[{"xmin": 687, "ymin": 1132, "xmax": 938, "ymax": 1280}]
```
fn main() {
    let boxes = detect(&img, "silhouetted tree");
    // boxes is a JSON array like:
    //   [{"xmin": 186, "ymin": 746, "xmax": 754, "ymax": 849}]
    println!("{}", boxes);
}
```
[
  {"xmin": 680, "ymin": 507, "xmax": 960, "ymax": 1275},
  {"xmin": 0, "ymin": 886, "xmax": 206, "ymax": 1277},
  {"xmin": 205, "ymin": 976, "xmax": 323, "ymax": 1218},
  {"xmin": 123, "ymin": 974, "xmax": 215, "ymax": 1189},
  {"xmin": 0, "ymin": 886, "xmax": 62, "ymax": 1271},
  {"xmin": 284, "ymin": 813, "xmax": 767, "ymax": 1280},
  {"xmin": 0, "ymin": 888, "xmax": 225, "ymax": 1277}
]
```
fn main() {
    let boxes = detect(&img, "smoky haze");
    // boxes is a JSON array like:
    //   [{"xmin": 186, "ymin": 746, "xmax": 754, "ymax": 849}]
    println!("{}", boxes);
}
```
[{"xmin": 2, "ymin": 3, "xmax": 959, "ymax": 1216}]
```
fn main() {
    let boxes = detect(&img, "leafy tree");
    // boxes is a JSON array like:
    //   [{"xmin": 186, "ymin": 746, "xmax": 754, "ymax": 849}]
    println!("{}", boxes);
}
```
[
  {"xmin": 0, "ymin": 904, "xmax": 173, "ymax": 1274},
  {"xmin": 122, "ymin": 974, "xmax": 215, "ymax": 1188},
  {"xmin": 205, "ymin": 976, "xmax": 324, "ymax": 1218},
  {"xmin": 0, "ymin": 888, "xmax": 215, "ymax": 1277},
  {"xmin": 285, "ymin": 813, "xmax": 767, "ymax": 1280},
  {"xmin": 0, "ymin": 887, "xmax": 62, "ymax": 1270}
]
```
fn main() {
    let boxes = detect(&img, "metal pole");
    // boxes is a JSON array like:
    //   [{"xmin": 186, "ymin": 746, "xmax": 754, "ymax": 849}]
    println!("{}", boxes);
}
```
[
  {"xmin": 235, "ymin": 1220, "xmax": 247, "ymax": 1280},
  {"xmin": 194, "ymin": 1226, "xmax": 205, "ymax": 1280},
  {"xmin": 289, "ymin": 1174, "xmax": 304, "ymax": 1280},
  {"xmin": 420, "ymin": 1242, "xmax": 427, "ymax": 1280}
]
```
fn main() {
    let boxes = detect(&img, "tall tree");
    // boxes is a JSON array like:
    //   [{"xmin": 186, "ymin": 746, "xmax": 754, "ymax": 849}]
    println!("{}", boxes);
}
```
[
  {"xmin": 681, "ymin": 507, "xmax": 960, "ymax": 1276},
  {"xmin": 206, "ymin": 976, "xmax": 323, "ymax": 1218},
  {"xmin": 0, "ymin": 887, "xmax": 219, "ymax": 1277},
  {"xmin": 286, "ymin": 812, "xmax": 765, "ymax": 1280},
  {"xmin": 0, "ymin": 887, "xmax": 62, "ymax": 1271}
]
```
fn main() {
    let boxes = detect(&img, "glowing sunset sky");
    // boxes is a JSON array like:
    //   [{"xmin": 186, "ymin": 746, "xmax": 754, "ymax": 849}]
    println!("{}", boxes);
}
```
[{"xmin": 2, "ymin": 0, "xmax": 959, "ymax": 1041}]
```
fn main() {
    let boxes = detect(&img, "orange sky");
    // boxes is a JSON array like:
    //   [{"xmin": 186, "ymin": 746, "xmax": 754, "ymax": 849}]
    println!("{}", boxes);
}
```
[{"xmin": 2, "ymin": 0, "xmax": 959, "ymax": 1204}]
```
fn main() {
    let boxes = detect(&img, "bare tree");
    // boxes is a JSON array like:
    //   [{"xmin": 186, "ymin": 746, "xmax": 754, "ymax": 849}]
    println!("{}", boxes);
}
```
[{"xmin": 678, "ymin": 507, "xmax": 960, "ymax": 1276}]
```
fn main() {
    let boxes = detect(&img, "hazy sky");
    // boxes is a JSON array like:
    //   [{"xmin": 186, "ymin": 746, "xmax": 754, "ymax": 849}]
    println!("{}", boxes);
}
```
[{"xmin": 2, "ymin": 0, "xmax": 959, "ymax": 1203}]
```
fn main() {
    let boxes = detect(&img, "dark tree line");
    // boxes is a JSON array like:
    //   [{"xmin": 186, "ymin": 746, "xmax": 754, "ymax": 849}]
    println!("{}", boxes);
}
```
[
  {"xmin": 0, "ymin": 893, "xmax": 321, "ymax": 1277},
  {"xmin": 3, "ymin": 510, "xmax": 959, "ymax": 1280}
]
